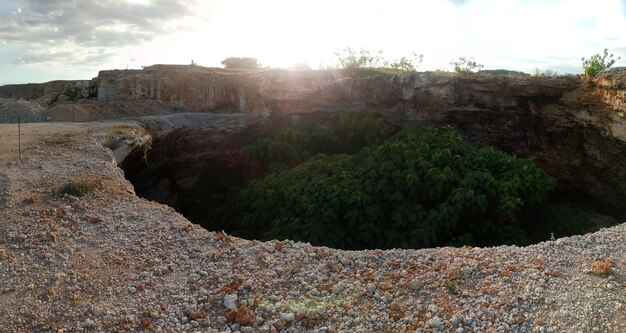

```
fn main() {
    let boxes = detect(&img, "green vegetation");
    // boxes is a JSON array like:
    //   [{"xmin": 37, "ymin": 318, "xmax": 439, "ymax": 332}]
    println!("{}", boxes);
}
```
[
  {"xmin": 179, "ymin": 115, "xmax": 601, "ymax": 250},
  {"xmin": 43, "ymin": 133, "xmax": 75, "ymax": 145},
  {"xmin": 59, "ymin": 177, "xmax": 98, "ymax": 197},
  {"xmin": 112, "ymin": 125, "xmax": 146, "ymax": 140},
  {"xmin": 582, "ymin": 49, "xmax": 620, "ymax": 77},
  {"xmin": 388, "ymin": 53, "xmax": 424, "ymax": 72},
  {"xmin": 49, "ymin": 84, "xmax": 79, "ymax": 105},
  {"xmin": 221, "ymin": 57, "xmax": 261, "ymax": 70},
  {"xmin": 244, "ymin": 112, "xmax": 396, "ymax": 171},
  {"xmin": 328, "ymin": 48, "xmax": 423, "ymax": 72},
  {"xmin": 450, "ymin": 56, "xmax": 484, "ymax": 75},
  {"xmin": 532, "ymin": 68, "xmax": 560, "ymax": 77},
  {"xmin": 225, "ymin": 126, "xmax": 556, "ymax": 249},
  {"xmin": 476, "ymin": 69, "xmax": 530, "ymax": 78}
]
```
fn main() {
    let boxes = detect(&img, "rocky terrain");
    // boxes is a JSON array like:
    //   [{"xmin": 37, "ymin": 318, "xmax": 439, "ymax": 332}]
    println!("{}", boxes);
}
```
[
  {"xmin": 0, "ymin": 66, "xmax": 626, "ymax": 332},
  {"xmin": 0, "ymin": 122, "xmax": 624, "ymax": 332}
]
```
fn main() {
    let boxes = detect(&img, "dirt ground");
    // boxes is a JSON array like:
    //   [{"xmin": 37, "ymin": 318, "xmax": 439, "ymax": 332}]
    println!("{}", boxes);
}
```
[{"xmin": 0, "ymin": 121, "xmax": 132, "ymax": 158}]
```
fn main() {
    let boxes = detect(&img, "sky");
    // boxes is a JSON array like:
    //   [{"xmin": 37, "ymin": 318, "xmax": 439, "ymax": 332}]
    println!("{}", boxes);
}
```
[{"xmin": 1, "ymin": 0, "xmax": 626, "ymax": 84}]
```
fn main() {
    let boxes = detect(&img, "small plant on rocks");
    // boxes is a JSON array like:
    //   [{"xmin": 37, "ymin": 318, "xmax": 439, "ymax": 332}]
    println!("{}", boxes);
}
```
[
  {"xmin": 582, "ymin": 49, "xmax": 620, "ymax": 77},
  {"xmin": 43, "ymin": 133, "xmax": 76, "ymax": 145},
  {"xmin": 59, "ymin": 177, "xmax": 98, "ymax": 197},
  {"xmin": 451, "ymin": 56, "xmax": 484, "ymax": 75}
]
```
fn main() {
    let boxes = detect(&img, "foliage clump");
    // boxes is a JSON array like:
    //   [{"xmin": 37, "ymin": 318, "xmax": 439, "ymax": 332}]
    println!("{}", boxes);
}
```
[
  {"xmin": 244, "ymin": 112, "xmax": 396, "ymax": 171},
  {"xmin": 328, "ymin": 48, "xmax": 423, "ymax": 72},
  {"xmin": 450, "ymin": 56, "xmax": 484, "ymax": 75},
  {"xmin": 49, "ymin": 84, "xmax": 79, "ymax": 105},
  {"xmin": 532, "ymin": 68, "xmax": 560, "ymax": 77},
  {"xmin": 232, "ymin": 127, "xmax": 556, "ymax": 249},
  {"xmin": 582, "ymin": 48, "xmax": 620, "ymax": 77},
  {"xmin": 59, "ymin": 177, "xmax": 98, "ymax": 197}
]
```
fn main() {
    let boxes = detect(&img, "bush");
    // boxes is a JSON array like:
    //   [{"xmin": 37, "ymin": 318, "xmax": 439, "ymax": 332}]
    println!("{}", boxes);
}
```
[
  {"xmin": 386, "ymin": 53, "xmax": 423, "ymax": 72},
  {"xmin": 232, "ymin": 127, "xmax": 556, "ymax": 249},
  {"xmin": 582, "ymin": 49, "xmax": 620, "ymax": 77},
  {"xmin": 327, "ymin": 48, "xmax": 423, "ymax": 72},
  {"xmin": 60, "ymin": 177, "xmax": 98, "ymax": 197},
  {"xmin": 221, "ymin": 57, "xmax": 261, "ymax": 70},
  {"xmin": 243, "ymin": 112, "xmax": 396, "ymax": 171},
  {"xmin": 532, "ymin": 68, "xmax": 559, "ymax": 77},
  {"xmin": 450, "ymin": 56, "xmax": 484, "ymax": 75},
  {"xmin": 331, "ymin": 48, "xmax": 385, "ymax": 70}
]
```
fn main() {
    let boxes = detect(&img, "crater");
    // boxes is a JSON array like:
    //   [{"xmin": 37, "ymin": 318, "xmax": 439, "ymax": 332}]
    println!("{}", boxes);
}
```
[
  {"xmin": 115, "ymin": 69, "xmax": 626, "ymax": 250},
  {"xmin": 120, "ymin": 110, "xmax": 626, "ymax": 250}
]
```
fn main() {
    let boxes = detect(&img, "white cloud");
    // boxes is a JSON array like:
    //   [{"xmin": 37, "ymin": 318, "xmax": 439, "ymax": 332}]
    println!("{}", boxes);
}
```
[{"xmin": 2, "ymin": 0, "xmax": 626, "ymax": 83}]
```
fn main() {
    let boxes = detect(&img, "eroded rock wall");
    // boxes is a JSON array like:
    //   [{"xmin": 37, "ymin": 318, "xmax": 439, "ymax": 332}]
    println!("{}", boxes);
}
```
[
  {"xmin": 0, "ymin": 80, "xmax": 93, "ymax": 99},
  {"xmin": 115, "ymin": 66, "xmax": 626, "ymax": 216}
]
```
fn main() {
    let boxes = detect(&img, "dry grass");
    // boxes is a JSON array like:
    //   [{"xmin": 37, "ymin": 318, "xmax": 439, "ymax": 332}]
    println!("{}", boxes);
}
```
[
  {"xmin": 43, "ymin": 133, "xmax": 75, "ymax": 145},
  {"xmin": 112, "ymin": 125, "xmax": 146, "ymax": 140},
  {"xmin": 59, "ymin": 176, "xmax": 99, "ymax": 197}
]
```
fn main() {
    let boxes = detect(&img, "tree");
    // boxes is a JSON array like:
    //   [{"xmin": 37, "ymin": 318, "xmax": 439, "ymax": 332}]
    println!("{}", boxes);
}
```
[
  {"xmin": 387, "ymin": 53, "xmax": 424, "ymax": 71},
  {"xmin": 221, "ymin": 57, "xmax": 261, "ymax": 70},
  {"xmin": 533, "ymin": 68, "xmax": 559, "ymax": 77},
  {"xmin": 327, "ymin": 48, "xmax": 423, "ymax": 72},
  {"xmin": 332, "ymin": 47, "xmax": 385, "ymax": 69},
  {"xmin": 450, "ymin": 56, "xmax": 484, "ymax": 74},
  {"xmin": 232, "ymin": 127, "xmax": 556, "ymax": 249},
  {"xmin": 582, "ymin": 49, "xmax": 620, "ymax": 77}
]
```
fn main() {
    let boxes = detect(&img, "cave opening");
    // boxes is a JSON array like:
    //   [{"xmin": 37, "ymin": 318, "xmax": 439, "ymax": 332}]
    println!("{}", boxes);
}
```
[{"xmin": 120, "ymin": 114, "xmax": 626, "ymax": 250}]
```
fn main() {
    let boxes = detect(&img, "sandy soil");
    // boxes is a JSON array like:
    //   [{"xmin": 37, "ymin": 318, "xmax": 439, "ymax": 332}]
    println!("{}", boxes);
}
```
[{"xmin": 0, "ymin": 121, "xmax": 134, "ymax": 157}]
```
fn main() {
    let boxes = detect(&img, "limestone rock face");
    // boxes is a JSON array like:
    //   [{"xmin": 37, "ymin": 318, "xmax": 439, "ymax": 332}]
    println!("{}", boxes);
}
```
[
  {"xmin": 0, "ymin": 80, "xmax": 94, "ymax": 100},
  {"xmin": 114, "ymin": 67, "xmax": 626, "ymax": 215}
]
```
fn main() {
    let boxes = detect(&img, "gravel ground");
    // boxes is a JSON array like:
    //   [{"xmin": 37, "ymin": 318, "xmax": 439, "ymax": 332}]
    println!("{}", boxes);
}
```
[
  {"xmin": 0, "ymin": 124, "xmax": 625, "ymax": 332},
  {"xmin": 0, "ymin": 98, "xmax": 48, "ymax": 123}
]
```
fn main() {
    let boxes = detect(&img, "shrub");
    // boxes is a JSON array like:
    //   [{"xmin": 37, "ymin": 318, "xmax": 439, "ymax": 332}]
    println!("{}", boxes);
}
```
[
  {"xmin": 332, "ymin": 47, "xmax": 385, "ymax": 70},
  {"xmin": 327, "ymin": 48, "xmax": 423, "ymax": 72},
  {"xmin": 60, "ymin": 177, "xmax": 98, "ymax": 197},
  {"xmin": 243, "ymin": 112, "xmax": 396, "ymax": 171},
  {"xmin": 451, "ymin": 56, "xmax": 484, "ymax": 75},
  {"xmin": 582, "ymin": 49, "xmax": 620, "ymax": 77},
  {"xmin": 43, "ymin": 133, "xmax": 75, "ymax": 145},
  {"xmin": 532, "ymin": 68, "xmax": 559, "ymax": 77},
  {"xmin": 386, "ymin": 53, "xmax": 424, "ymax": 72},
  {"xmin": 243, "ymin": 122, "xmax": 338, "ymax": 171},
  {"xmin": 232, "ymin": 127, "xmax": 556, "ymax": 249},
  {"xmin": 112, "ymin": 125, "xmax": 146, "ymax": 140}
]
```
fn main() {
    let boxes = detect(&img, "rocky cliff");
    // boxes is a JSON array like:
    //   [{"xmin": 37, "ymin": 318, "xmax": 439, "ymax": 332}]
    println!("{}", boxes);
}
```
[
  {"xmin": 111, "ymin": 66, "xmax": 626, "ymax": 218},
  {"xmin": 0, "ymin": 80, "xmax": 94, "ymax": 100},
  {"xmin": 4, "ymin": 65, "xmax": 626, "ymax": 214}
]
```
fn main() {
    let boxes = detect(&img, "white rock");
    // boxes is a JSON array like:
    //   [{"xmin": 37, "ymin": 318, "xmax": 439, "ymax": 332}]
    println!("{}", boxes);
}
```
[
  {"xmin": 224, "ymin": 294, "xmax": 238, "ymax": 310},
  {"xmin": 280, "ymin": 312, "xmax": 295, "ymax": 322}
]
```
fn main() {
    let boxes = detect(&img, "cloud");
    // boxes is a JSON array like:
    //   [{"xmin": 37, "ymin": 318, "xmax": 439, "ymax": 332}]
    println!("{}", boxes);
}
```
[{"xmin": 0, "ymin": 0, "xmax": 195, "ymax": 66}]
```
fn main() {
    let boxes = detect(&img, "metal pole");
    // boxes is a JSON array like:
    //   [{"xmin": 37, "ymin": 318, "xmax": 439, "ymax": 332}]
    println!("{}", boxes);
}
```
[{"xmin": 17, "ymin": 116, "xmax": 21, "ymax": 162}]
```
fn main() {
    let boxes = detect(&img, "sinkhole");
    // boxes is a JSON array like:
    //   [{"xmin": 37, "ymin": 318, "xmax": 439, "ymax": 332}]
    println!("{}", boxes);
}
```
[{"xmin": 120, "ymin": 113, "xmax": 626, "ymax": 250}]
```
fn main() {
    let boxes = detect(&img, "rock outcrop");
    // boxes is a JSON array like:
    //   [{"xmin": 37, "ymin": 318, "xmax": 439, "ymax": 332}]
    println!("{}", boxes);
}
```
[
  {"xmin": 0, "ymin": 80, "xmax": 95, "ymax": 100},
  {"xmin": 112, "ymin": 67, "xmax": 626, "ymax": 217},
  {"xmin": 4, "ymin": 65, "xmax": 626, "ymax": 214}
]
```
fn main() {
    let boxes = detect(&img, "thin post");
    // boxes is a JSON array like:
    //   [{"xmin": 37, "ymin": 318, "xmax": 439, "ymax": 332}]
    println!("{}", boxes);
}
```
[{"xmin": 17, "ymin": 116, "xmax": 21, "ymax": 162}]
